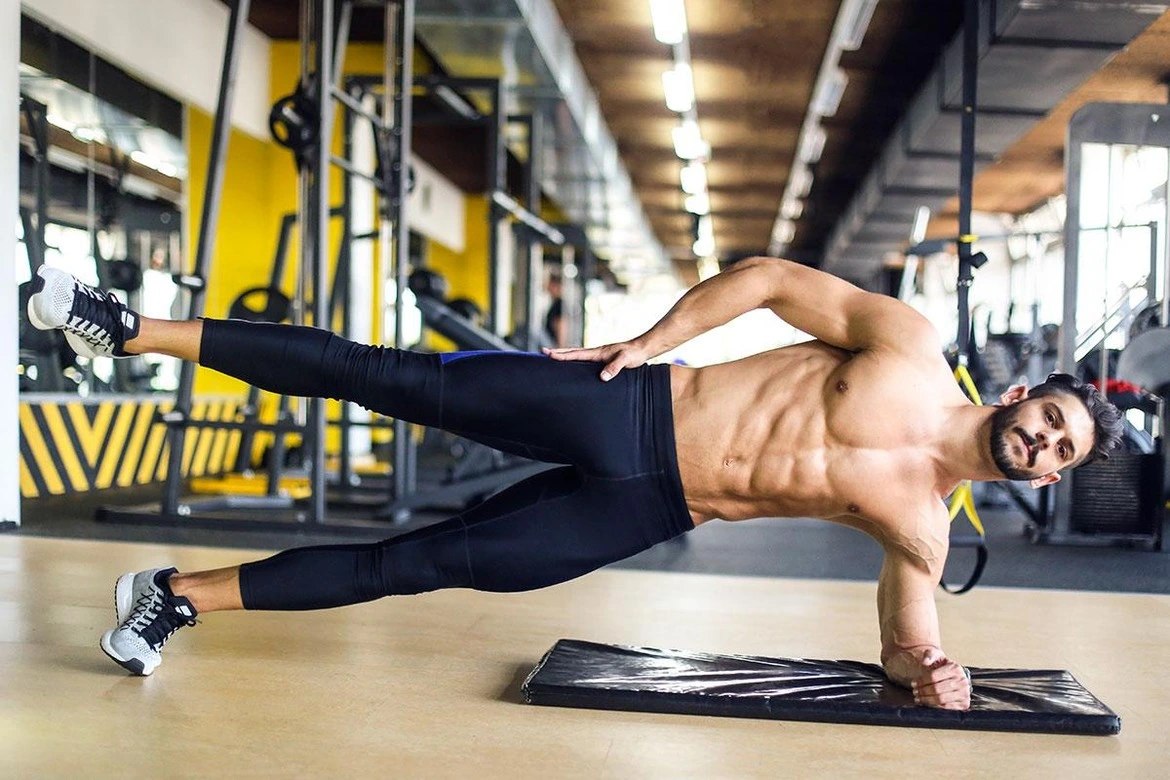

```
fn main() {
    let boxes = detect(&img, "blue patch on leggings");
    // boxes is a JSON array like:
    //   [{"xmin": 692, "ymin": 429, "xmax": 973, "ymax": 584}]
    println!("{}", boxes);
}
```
[{"xmin": 441, "ymin": 350, "xmax": 537, "ymax": 364}]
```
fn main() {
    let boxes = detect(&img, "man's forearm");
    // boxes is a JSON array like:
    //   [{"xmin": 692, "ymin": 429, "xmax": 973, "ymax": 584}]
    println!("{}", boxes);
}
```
[{"xmin": 634, "ymin": 257, "xmax": 779, "ymax": 355}]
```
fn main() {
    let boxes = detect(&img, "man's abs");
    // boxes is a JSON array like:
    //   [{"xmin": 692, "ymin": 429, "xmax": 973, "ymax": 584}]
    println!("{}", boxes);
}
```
[{"xmin": 670, "ymin": 341, "xmax": 949, "ymax": 527}]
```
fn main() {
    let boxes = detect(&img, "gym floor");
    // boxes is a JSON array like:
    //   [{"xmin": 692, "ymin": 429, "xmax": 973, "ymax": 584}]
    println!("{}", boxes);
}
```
[
  {"xmin": 14, "ymin": 487, "xmax": 1170, "ymax": 594},
  {"xmin": 3, "ymin": 532, "xmax": 1167, "ymax": 777}
]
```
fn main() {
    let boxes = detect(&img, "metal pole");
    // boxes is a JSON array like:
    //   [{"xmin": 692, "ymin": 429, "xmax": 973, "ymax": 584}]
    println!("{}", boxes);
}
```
[
  {"xmin": 162, "ymin": 0, "xmax": 249, "ymax": 515},
  {"xmin": 955, "ymin": 0, "xmax": 979, "ymax": 363},
  {"xmin": 338, "ymin": 90, "xmax": 356, "ymax": 490},
  {"xmin": 26, "ymin": 99, "xmax": 49, "ymax": 272},
  {"xmin": 309, "ymin": 0, "xmax": 335, "ymax": 524},
  {"xmin": 388, "ymin": 0, "xmax": 416, "ymax": 510},
  {"xmin": 1147, "ymin": 221, "xmax": 1159, "ymax": 307},
  {"xmin": 522, "ymin": 114, "xmax": 544, "ymax": 350},
  {"xmin": 486, "ymin": 79, "xmax": 506, "ymax": 335},
  {"xmin": 332, "ymin": 0, "xmax": 352, "ymax": 81}
]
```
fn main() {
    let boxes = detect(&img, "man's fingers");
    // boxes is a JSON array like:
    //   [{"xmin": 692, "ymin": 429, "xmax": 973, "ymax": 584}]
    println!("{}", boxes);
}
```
[
  {"xmin": 600, "ymin": 358, "xmax": 625, "ymax": 382},
  {"xmin": 544, "ymin": 347, "xmax": 592, "ymax": 360},
  {"xmin": 912, "ymin": 665, "xmax": 971, "ymax": 710},
  {"xmin": 913, "ymin": 669, "xmax": 964, "ymax": 697},
  {"xmin": 915, "ymin": 677, "xmax": 963, "ymax": 699}
]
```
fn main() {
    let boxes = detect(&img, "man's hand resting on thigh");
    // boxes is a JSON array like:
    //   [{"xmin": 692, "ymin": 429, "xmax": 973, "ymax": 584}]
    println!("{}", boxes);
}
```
[
  {"xmin": 886, "ymin": 646, "xmax": 972, "ymax": 710},
  {"xmin": 543, "ymin": 341, "xmax": 655, "ymax": 382}
]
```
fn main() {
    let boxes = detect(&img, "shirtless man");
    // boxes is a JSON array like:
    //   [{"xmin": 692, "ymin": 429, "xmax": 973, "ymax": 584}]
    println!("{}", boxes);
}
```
[{"xmin": 27, "ymin": 258, "xmax": 1122, "ymax": 710}]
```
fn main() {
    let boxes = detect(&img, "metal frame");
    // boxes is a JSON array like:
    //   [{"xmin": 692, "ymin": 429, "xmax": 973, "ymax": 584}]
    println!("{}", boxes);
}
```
[
  {"xmin": 1046, "ymin": 101, "xmax": 1170, "ymax": 548},
  {"xmin": 18, "ymin": 95, "xmax": 49, "ymax": 273},
  {"xmin": 100, "ymin": 5, "xmax": 585, "ymax": 531},
  {"xmin": 100, "ymin": 0, "xmax": 412, "ymax": 531},
  {"xmin": 160, "ymin": 0, "xmax": 251, "ymax": 517}
]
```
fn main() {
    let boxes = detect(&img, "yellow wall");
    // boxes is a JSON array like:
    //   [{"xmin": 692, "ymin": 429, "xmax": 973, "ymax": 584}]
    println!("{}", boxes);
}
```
[
  {"xmin": 429, "ymin": 196, "xmax": 490, "ymax": 307},
  {"xmin": 185, "ymin": 109, "xmax": 292, "ymax": 395}
]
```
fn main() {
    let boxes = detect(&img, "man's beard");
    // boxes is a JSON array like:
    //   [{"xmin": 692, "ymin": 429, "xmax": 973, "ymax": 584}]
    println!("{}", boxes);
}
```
[{"xmin": 990, "ymin": 405, "xmax": 1035, "ymax": 480}]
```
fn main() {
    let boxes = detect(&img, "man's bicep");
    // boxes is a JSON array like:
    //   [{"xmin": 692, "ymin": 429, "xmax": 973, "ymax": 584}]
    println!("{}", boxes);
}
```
[
  {"xmin": 765, "ymin": 260, "xmax": 938, "ymax": 353},
  {"xmin": 877, "ymin": 552, "xmax": 943, "ymax": 661}
]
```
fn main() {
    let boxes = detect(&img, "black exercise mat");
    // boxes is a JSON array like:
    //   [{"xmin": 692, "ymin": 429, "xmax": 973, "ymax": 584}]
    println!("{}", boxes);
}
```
[{"xmin": 521, "ymin": 639, "xmax": 1120, "ymax": 735}]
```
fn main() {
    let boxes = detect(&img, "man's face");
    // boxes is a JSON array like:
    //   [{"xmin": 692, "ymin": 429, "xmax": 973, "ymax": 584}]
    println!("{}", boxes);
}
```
[{"xmin": 989, "ymin": 392, "xmax": 1097, "ymax": 482}]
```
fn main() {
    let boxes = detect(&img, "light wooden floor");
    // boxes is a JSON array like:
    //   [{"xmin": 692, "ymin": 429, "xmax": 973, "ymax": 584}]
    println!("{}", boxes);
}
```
[{"xmin": 2, "ymin": 535, "xmax": 1168, "ymax": 778}]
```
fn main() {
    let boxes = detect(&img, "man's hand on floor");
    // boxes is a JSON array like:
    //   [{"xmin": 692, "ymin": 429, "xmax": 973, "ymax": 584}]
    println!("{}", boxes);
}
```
[
  {"xmin": 910, "ymin": 647, "xmax": 971, "ymax": 710},
  {"xmin": 885, "ymin": 646, "xmax": 972, "ymax": 710}
]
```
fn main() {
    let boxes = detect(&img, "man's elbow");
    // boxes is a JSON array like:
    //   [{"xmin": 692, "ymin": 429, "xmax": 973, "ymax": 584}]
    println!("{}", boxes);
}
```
[{"xmin": 730, "ymin": 256, "xmax": 790, "ymax": 303}]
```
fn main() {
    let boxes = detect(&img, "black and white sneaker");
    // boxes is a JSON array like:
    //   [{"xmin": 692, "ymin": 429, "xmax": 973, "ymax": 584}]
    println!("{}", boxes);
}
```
[
  {"xmin": 100, "ymin": 567, "xmax": 197, "ymax": 676},
  {"xmin": 26, "ymin": 266, "xmax": 140, "ymax": 359}
]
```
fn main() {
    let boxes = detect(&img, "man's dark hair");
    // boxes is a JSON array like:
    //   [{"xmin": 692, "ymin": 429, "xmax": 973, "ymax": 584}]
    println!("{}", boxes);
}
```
[{"xmin": 1028, "ymin": 372, "xmax": 1124, "ymax": 465}]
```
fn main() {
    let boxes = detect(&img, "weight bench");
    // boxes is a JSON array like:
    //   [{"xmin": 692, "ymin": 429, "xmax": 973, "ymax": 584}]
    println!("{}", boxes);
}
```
[{"xmin": 522, "ymin": 639, "xmax": 1119, "ymax": 736}]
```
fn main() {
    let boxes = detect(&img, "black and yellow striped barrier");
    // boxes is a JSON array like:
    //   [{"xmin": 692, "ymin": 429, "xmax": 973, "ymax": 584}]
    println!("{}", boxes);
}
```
[{"xmin": 19, "ymin": 398, "xmax": 244, "ymax": 498}]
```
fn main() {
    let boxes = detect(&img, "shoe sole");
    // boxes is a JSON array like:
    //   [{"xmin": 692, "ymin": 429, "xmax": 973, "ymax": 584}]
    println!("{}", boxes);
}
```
[
  {"xmin": 99, "ymin": 630, "xmax": 149, "ymax": 676},
  {"xmin": 25, "ymin": 269, "xmax": 62, "ymax": 331},
  {"xmin": 100, "ymin": 573, "xmax": 153, "ymax": 676}
]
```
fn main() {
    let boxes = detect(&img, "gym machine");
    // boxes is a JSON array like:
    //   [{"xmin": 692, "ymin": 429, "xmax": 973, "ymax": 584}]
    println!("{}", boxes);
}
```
[
  {"xmin": 100, "ymin": 0, "xmax": 585, "ymax": 531},
  {"xmin": 1037, "ymin": 102, "xmax": 1170, "ymax": 550},
  {"xmin": 101, "ymin": 0, "xmax": 416, "ymax": 531}
]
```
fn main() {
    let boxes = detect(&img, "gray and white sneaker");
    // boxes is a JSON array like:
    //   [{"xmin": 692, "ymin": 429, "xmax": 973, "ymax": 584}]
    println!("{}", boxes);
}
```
[
  {"xmin": 26, "ymin": 266, "xmax": 140, "ymax": 359},
  {"xmin": 100, "ymin": 567, "xmax": 197, "ymax": 676}
]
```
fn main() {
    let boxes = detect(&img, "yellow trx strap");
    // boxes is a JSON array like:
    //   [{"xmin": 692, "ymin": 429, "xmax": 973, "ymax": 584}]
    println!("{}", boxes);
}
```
[{"xmin": 943, "ymin": 364, "xmax": 989, "ymax": 594}]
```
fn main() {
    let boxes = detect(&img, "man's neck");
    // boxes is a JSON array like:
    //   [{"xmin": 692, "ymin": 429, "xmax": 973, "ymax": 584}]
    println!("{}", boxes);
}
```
[{"xmin": 934, "ymin": 404, "xmax": 1005, "ymax": 485}]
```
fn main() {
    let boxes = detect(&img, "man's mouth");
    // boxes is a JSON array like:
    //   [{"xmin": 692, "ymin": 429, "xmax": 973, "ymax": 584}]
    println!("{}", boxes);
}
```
[{"xmin": 1018, "ymin": 430, "xmax": 1035, "ymax": 464}]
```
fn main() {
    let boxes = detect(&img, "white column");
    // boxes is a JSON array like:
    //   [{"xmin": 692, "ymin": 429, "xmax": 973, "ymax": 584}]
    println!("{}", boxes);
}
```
[
  {"xmin": 346, "ymin": 95, "xmax": 376, "ymax": 458},
  {"xmin": 2, "ymin": 0, "xmax": 21, "ymax": 526}
]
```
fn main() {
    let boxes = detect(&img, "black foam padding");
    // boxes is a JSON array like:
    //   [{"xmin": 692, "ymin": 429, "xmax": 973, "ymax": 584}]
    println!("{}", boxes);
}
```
[{"xmin": 522, "ymin": 639, "xmax": 1120, "ymax": 735}]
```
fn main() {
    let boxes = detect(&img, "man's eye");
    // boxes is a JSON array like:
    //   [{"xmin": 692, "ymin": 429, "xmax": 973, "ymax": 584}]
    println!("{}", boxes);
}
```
[
  {"xmin": 1058, "ymin": 445, "xmax": 1067, "ymax": 458},
  {"xmin": 1047, "ymin": 413, "xmax": 1055, "ymax": 425}
]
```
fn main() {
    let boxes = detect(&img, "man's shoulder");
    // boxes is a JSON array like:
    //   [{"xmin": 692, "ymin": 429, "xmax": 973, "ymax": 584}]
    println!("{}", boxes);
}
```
[{"xmin": 873, "ymin": 495, "xmax": 951, "ymax": 570}]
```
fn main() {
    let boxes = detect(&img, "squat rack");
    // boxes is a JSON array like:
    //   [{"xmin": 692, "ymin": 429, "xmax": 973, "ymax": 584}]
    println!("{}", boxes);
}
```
[
  {"xmin": 100, "ymin": 0, "xmax": 575, "ymax": 532},
  {"xmin": 102, "ymin": 0, "xmax": 415, "ymax": 531}
]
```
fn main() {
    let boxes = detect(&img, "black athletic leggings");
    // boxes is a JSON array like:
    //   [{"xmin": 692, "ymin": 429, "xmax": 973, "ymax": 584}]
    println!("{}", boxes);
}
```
[{"xmin": 197, "ymin": 319, "xmax": 693, "ymax": 610}]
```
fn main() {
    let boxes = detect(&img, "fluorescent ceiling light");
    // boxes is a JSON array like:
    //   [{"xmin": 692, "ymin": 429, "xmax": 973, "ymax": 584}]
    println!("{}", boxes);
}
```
[
  {"xmin": 130, "ymin": 149, "xmax": 157, "ymax": 168},
  {"xmin": 790, "ymin": 164, "xmax": 814, "ymax": 198},
  {"xmin": 781, "ymin": 195, "xmax": 803, "ymax": 220},
  {"xmin": 680, "ymin": 162, "xmax": 707, "ymax": 195},
  {"xmin": 694, "ymin": 215, "xmax": 715, "ymax": 255},
  {"xmin": 798, "ymin": 125, "xmax": 826, "ymax": 164},
  {"xmin": 693, "ymin": 234, "xmax": 715, "ymax": 257},
  {"xmin": 662, "ymin": 63, "xmax": 695, "ymax": 113},
  {"xmin": 772, "ymin": 220, "xmax": 795, "ymax": 245},
  {"xmin": 697, "ymin": 214, "xmax": 713, "ymax": 241},
  {"xmin": 649, "ymin": 0, "xmax": 687, "ymax": 45},
  {"xmin": 838, "ymin": 0, "xmax": 879, "ymax": 51},
  {"xmin": 811, "ymin": 67, "xmax": 848, "ymax": 117},
  {"xmin": 684, "ymin": 191, "xmax": 710, "ymax": 215},
  {"xmin": 672, "ymin": 120, "xmax": 710, "ymax": 161},
  {"xmin": 911, "ymin": 205, "xmax": 931, "ymax": 244},
  {"xmin": 697, "ymin": 255, "xmax": 720, "ymax": 280}
]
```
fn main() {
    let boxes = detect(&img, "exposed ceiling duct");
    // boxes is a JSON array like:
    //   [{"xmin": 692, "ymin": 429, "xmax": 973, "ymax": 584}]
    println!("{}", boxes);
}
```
[
  {"xmin": 415, "ymin": 0, "xmax": 670, "ymax": 280},
  {"xmin": 820, "ymin": 0, "xmax": 1170, "ymax": 285}
]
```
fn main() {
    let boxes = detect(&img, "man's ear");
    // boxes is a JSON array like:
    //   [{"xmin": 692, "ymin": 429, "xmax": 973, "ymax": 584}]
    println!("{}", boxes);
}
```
[
  {"xmin": 1029, "ymin": 473, "xmax": 1061, "ymax": 489},
  {"xmin": 998, "ymin": 384, "xmax": 1028, "ymax": 406}
]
